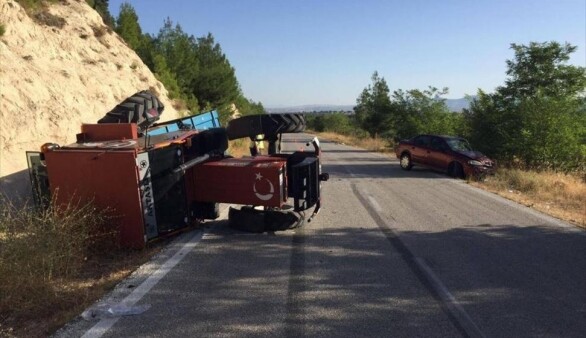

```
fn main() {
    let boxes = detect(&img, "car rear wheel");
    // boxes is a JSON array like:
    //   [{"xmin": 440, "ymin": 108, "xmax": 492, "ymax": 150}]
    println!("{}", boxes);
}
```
[{"xmin": 400, "ymin": 153, "xmax": 413, "ymax": 170}]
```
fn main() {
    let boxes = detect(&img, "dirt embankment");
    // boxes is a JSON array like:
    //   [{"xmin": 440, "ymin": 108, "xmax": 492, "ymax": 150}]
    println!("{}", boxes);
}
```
[{"xmin": 0, "ymin": 0, "xmax": 181, "ymax": 197}]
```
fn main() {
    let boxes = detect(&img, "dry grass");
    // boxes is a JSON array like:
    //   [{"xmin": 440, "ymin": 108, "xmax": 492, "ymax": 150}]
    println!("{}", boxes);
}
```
[
  {"xmin": 470, "ymin": 169, "xmax": 586, "ymax": 228},
  {"xmin": 313, "ymin": 131, "xmax": 393, "ymax": 153},
  {"xmin": 32, "ymin": 10, "xmax": 66, "ymax": 28},
  {"xmin": 0, "ymin": 197, "xmax": 160, "ymax": 337},
  {"xmin": 315, "ymin": 131, "xmax": 585, "ymax": 229},
  {"xmin": 91, "ymin": 25, "xmax": 107, "ymax": 38},
  {"xmin": 228, "ymin": 138, "xmax": 251, "ymax": 157},
  {"xmin": 16, "ymin": 0, "xmax": 66, "ymax": 28}
]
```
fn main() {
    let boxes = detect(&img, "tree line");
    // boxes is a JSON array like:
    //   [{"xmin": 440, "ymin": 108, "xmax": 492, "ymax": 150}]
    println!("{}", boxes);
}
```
[
  {"xmin": 94, "ymin": 1, "xmax": 264, "ymax": 124},
  {"xmin": 307, "ymin": 42, "xmax": 586, "ymax": 172}
]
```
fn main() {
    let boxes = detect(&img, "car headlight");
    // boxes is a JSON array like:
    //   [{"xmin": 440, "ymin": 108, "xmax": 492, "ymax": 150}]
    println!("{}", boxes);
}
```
[{"xmin": 468, "ymin": 160, "xmax": 483, "ymax": 166}]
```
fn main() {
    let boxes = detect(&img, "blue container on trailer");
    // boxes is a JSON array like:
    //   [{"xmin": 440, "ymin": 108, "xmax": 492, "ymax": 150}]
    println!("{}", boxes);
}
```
[{"xmin": 146, "ymin": 110, "xmax": 220, "ymax": 136}]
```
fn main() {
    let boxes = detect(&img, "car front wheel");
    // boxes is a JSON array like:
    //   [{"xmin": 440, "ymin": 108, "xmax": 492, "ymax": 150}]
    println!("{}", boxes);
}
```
[{"xmin": 400, "ymin": 153, "xmax": 413, "ymax": 170}]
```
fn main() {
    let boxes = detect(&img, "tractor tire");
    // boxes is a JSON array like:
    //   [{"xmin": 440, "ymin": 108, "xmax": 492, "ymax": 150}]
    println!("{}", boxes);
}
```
[
  {"xmin": 226, "ymin": 113, "xmax": 306, "ymax": 140},
  {"xmin": 98, "ymin": 90, "xmax": 164, "ymax": 131},
  {"xmin": 228, "ymin": 207, "xmax": 303, "ymax": 233},
  {"xmin": 265, "ymin": 210, "xmax": 304, "ymax": 231},
  {"xmin": 228, "ymin": 207, "xmax": 265, "ymax": 233}
]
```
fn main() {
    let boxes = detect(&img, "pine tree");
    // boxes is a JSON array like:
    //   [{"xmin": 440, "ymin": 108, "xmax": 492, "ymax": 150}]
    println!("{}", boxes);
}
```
[
  {"xmin": 90, "ymin": 0, "xmax": 114, "ymax": 27},
  {"xmin": 115, "ymin": 3, "xmax": 143, "ymax": 51}
]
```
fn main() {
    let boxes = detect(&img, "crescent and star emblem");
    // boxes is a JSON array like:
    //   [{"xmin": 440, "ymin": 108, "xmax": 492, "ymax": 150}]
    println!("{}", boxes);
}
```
[{"xmin": 253, "ymin": 172, "xmax": 274, "ymax": 201}]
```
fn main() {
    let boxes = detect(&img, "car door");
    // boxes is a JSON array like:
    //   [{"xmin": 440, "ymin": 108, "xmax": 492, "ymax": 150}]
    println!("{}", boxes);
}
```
[
  {"xmin": 410, "ymin": 135, "xmax": 431, "ymax": 165},
  {"xmin": 428, "ymin": 137, "xmax": 451, "ymax": 171}
]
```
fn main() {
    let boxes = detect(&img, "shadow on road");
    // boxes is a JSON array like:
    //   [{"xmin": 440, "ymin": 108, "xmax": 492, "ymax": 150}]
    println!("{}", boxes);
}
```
[
  {"xmin": 108, "ymin": 221, "xmax": 586, "ymax": 337},
  {"xmin": 0, "ymin": 169, "xmax": 31, "ymax": 202},
  {"xmin": 322, "ymin": 161, "xmax": 449, "ymax": 180}
]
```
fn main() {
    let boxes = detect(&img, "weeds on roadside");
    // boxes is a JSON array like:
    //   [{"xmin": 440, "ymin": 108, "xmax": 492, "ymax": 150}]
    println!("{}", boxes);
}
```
[
  {"xmin": 477, "ymin": 168, "xmax": 586, "ymax": 226},
  {"xmin": 0, "ymin": 194, "xmax": 118, "ymax": 330},
  {"xmin": 312, "ymin": 131, "xmax": 393, "ymax": 153}
]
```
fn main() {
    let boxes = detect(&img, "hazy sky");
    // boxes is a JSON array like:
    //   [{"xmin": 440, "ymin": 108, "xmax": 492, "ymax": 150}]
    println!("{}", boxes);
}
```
[{"xmin": 109, "ymin": 0, "xmax": 586, "ymax": 107}]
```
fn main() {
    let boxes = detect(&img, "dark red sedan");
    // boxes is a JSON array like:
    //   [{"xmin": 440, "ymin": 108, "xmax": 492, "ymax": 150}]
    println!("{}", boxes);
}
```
[{"xmin": 394, "ymin": 135, "xmax": 496, "ymax": 178}]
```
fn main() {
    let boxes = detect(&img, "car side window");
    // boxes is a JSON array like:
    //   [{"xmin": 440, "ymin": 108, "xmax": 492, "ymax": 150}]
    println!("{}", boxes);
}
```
[
  {"xmin": 413, "ymin": 135, "xmax": 431, "ymax": 147},
  {"xmin": 430, "ymin": 137, "xmax": 445, "ymax": 151}
]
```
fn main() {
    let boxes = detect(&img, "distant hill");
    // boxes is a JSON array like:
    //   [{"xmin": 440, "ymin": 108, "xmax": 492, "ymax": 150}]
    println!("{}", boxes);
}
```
[
  {"xmin": 445, "ymin": 98, "xmax": 474, "ymax": 112},
  {"xmin": 266, "ymin": 98, "xmax": 474, "ymax": 114},
  {"xmin": 266, "ymin": 105, "xmax": 354, "ymax": 114}
]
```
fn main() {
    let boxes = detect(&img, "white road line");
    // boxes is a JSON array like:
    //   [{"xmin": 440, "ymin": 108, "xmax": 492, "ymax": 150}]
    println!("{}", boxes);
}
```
[
  {"xmin": 81, "ymin": 231, "xmax": 203, "ymax": 338},
  {"xmin": 82, "ymin": 206, "xmax": 231, "ymax": 338},
  {"xmin": 414, "ymin": 257, "xmax": 486, "ymax": 338},
  {"xmin": 358, "ymin": 189, "xmax": 485, "ymax": 338}
]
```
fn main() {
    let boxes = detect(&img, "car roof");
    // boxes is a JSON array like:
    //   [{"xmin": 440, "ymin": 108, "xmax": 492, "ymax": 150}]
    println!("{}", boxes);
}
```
[{"xmin": 415, "ymin": 134, "xmax": 465, "ymax": 141}]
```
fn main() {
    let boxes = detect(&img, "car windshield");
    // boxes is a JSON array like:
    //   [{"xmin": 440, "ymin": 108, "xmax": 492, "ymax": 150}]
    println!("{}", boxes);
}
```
[{"xmin": 446, "ymin": 138, "xmax": 472, "ymax": 152}]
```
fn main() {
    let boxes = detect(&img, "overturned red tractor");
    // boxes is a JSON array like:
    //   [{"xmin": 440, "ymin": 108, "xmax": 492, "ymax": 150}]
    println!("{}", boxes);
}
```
[{"xmin": 27, "ymin": 91, "xmax": 328, "ymax": 248}]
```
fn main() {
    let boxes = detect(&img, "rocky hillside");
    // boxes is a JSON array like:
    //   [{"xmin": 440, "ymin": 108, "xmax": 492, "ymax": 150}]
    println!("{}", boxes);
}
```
[{"xmin": 0, "ymin": 0, "xmax": 181, "ymax": 197}]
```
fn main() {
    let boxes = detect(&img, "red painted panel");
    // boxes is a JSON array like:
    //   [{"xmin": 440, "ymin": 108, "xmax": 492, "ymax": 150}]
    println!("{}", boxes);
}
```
[
  {"xmin": 191, "ymin": 156, "xmax": 287, "ymax": 208},
  {"xmin": 44, "ymin": 149, "xmax": 145, "ymax": 248},
  {"xmin": 80, "ymin": 123, "xmax": 138, "ymax": 142}
]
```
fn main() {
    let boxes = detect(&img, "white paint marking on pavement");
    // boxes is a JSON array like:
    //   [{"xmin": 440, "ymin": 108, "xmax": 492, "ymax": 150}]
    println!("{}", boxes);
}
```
[
  {"xmin": 81, "ymin": 231, "xmax": 203, "ymax": 338},
  {"xmin": 82, "ymin": 206, "xmax": 231, "ymax": 338},
  {"xmin": 353, "ymin": 185, "xmax": 485, "ymax": 337},
  {"xmin": 414, "ymin": 257, "xmax": 486, "ymax": 338},
  {"xmin": 368, "ymin": 195, "xmax": 383, "ymax": 213}
]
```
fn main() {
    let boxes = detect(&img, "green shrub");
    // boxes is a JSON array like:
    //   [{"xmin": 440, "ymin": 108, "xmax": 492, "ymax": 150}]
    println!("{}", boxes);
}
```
[
  {"xmin": 463, "ymin": 42, "xmax": 586, "ymax": 172},
  {"xmin": 16, "ymin": 0, "xmax": 61, "ymax": 11},
  {"xmin": 306, "ymin": 112, "xmax": 361, "ymax": 136},
  {"xmin": 16, "ymin": 0, "xmax": 45, "ymax": 11},
  {"xmin": 0, "ymin": 23, "xmax": 5, "ymax": 37}
]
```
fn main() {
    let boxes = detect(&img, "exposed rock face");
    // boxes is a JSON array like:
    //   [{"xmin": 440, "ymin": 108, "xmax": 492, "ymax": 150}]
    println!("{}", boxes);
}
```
[{"xmin": 0, "ymin": 0, "xmax": 181, "ymax": 198}]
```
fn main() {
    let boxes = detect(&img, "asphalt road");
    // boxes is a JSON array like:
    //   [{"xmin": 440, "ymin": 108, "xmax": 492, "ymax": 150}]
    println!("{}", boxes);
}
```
[{"xmin": 57, "ymin": 133, "xmax": 586, "ymax": 338}]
